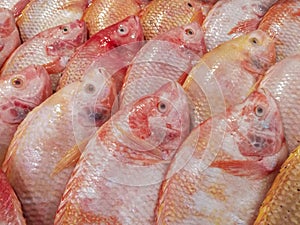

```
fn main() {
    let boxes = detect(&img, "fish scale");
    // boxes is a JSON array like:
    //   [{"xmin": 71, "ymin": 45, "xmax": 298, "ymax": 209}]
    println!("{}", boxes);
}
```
[
  {"xmin": 54, "ymin": 81, "xmax": 190, "ymax": 224},
  {"xmin": 258, "ymin": 0, "xmax": 300, "ymax": 61},
  {"xmin": 258, "ymin": 53, "xmax": 300, "ymax": 153},
  {"xmin": 17, "ymin": 0, "xmax": 88, "ymax": 42},
  {"xmin": 140, "ymin": 0, "xmax": 208, "ymax": 40},
  {"xmin": 203, "ymin": 0, "xmax": 278, "ymax": 51},
  {"xmin": 156, "ymin": 90, "xmax": 287, "ymax": 224},
  {"xmin": 82, "ymin": 0, "xmax": 141, "ymax": 36},
  {"xmin": 254, "ymin": 145, "xmax": 300, "ymax": 224}
]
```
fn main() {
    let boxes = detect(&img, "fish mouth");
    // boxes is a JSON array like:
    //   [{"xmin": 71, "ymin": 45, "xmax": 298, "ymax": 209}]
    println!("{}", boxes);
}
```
[{"xmin": 77, "ymin": 105, "xmax": 111, "ymax": 128}]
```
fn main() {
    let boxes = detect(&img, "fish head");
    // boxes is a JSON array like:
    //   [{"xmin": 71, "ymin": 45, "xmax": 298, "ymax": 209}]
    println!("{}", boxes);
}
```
[
  {"xmin": 158, "ymin": 22, "xmax": 206, "ymax": 56},
  {"xmin": 0, "ymin": 8, "xmax": 15, "ymax": 38},
  {"xmin": 105, "ymin": 15, "xmax": 144, "ymax": 58},
  {"xmin": 45, "ymin": 20, "xmax": 87, "ymax": 57},
  {"xmin": 0, "ymin": 65, "xmax": 52, "ymax": 124},
  {"xmin": 239, "ymin": 30, "xmax": 276, "ymax": 74},
  {"xmin": 73, "ymin": 66, "xmax": 117, "ymax": 129},
  {"xmin": 229, "ymin": 89, "xmax": 284, "ymax": 159},
  {"xmin": 127, "ymin": 81, "xmax": 190, "ymax": 160}
]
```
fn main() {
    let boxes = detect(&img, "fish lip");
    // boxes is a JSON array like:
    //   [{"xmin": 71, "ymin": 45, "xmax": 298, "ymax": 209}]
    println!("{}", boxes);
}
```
[{"xmin": 77, "ymin": 105, "xmax": 111, "ymax": 128}]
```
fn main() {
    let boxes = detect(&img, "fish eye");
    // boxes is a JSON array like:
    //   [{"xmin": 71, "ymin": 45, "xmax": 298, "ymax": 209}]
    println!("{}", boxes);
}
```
[
  {"xmin": 157, "ymin": 101, "xmax": 168, "ymax": 113},
  {"xmin": 118, "ymin": 25, "xmax": 129, "ymax": 36},
  {"xmin": 185, "ymin": 28, "xmax": 194, "ymax": 36},
  {"xmin": 84, "ymin": 83, "xmax": 96, "ymax": 94},
  {"xmin": 11, "ymin": 77, "xmax": 24, "ymax": 88},
  {"xmin": 250, "ymin": 37, "xmax": 259, "ymax": 45},
  {"xmin": 255, "ymin": 105, "xmax": 265, "ymax": 117},
  {"xmin": 62, "ymin": 26, "xmax": 69, "ymax": 34},
  {"xmin": 187, "ymin": 2, "xmax": 193, "ymax": 7}
]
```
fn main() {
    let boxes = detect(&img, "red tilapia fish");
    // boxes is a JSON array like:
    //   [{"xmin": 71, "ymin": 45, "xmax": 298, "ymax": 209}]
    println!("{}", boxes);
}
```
[
  {"xmin": 183, "ymin": 29, "xmax": 275, "ymax": 127},
  {"xmin": 156, "ymin": 90, "xmax": 287, "ymax": 225},
  {"xmin": 57, "ymin": 15, "xmax": 144, "ymax": 90},
  {"xmin": 140, "ymin": 0, "xmax": 210, "ymax": 40},
  {"xmin": 258, "ymin": 0, "xmax": 300, "ymax": 61},
  {"xmin": 83, "ymin": 0, "xmax": 141, "ymax": 36},
  {"xmin": 54, "ymin": 81, "xmax": 190, "ymax": 224},
  {"xmin": 0, "ymin": 20, "xmax": 87, "ymax": 90},
  {"xmin": 0, "ymin": 65, "xmax": 52, "ymax": 165},
  {"xmin": 2, "ymin": 68, "xmax": 117, "ymax": 225},
  {"xmin": 258, "ymin": 53, "xmax": 300, "ymax": 153},
  {"xmin": 17, "ymin": 0, "xmax": 88, "ymax": 42},
  {"xmin": 0, "ymin": 8, "xmax": 21, "ymax": 69},
  {"xmin": 119, "ymin": 22, "xmax": 206, "ymax": 108},
  {"xmin": 254, "ymin": 144, "xmax": 300, "ymax": 224},
  {"xmin": 0, "ymin": 0, "xmax": 30, "ymax": 17},
  {"xmin": 0, "ymin": 169, "xmax": 26, "ymax": 225},
  {"xmin": 203, "ymin": 0, "xmax": 278, "ymax": 51}
]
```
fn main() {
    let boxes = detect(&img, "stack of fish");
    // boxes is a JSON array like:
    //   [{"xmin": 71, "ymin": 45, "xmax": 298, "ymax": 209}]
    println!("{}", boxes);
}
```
[{"xmin": 0, "ymin": 0, "xmax": 299, "ymax": 224}]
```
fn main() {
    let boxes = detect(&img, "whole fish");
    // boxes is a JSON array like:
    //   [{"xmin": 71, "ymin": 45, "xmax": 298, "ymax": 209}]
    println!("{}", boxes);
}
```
[
  {"xmin": 203, "ymin": 0, "xmax": 278, "ymax": 51},
  {"xmin": 0, "ymin": 0, "xmax": 30, "ymax": 17},
  {"xmin": 0, "ymin": 65, "xmax": 52, "ymax": 165},
  {"xmin": 82, "ymin": 0, "xmax": 141, "ymax": 36},
  {"xmin": 258, "ymin": 0, "xmax": 300, "ymax": 61},
  {"xmin": 156, "ymin": 90, "xmax": 287, "ymax": 225},
  {"xmin": 2, "ymin": 67, "xmax": 117, "ymax": 225},
  {"xmin": 0, "ymin": 8, "xmax": 21, "ymax": 69},
  {"xmin": 17, "ymin": 0, "xmax": 88, "ymax": 42},
  {"xmin": 0, "ymin": 20, "xmax": 87, "ymax": 90},
  {"xmin": 54, "ymin": 81, "xmax": 190, "ymax": 225},
  {"xmin": 57, "ymin": 15, "xmax": 144, "ymax": 90},
  {"xmin": 183, "ymin": 29, "xmax": 275, "ymax": 127},
  {"xmin": 0, "ymin": 169, "xmax": 26, "ymax": 225},
  {"xmin": 254, "ymin": 144, "xmax": 300, "ymax": 224},
  {"xmin": 140, "ymin": 0, "xmax": 209, "ymax": 40},
  {"xmin": 119, "ymin": 22, "xmax": 206, "ymax": 108},
  {"xmin": 258, "ymin": 53, "xmax": 300, "ymax": 153}
]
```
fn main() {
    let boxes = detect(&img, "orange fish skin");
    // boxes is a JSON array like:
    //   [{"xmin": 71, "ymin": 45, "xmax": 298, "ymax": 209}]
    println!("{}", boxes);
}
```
[
  {"xmin": 54, "ymin": 81, "xmax": 190, "ymax": 225},
  {"xmin": 0, "ymin": 20, "xmax": 87, "ymax": 89},
  {"xmin": 258, "ymin": 0, "xmax": 300, "ymax": 61},
  {"xmin": 0, "ymin": 8, "xmax": 21, "ymax": 69},
  {"xmin": 254, "ymin": 145, "xmax": 300, "ymax": 225},
  {"xmin": 0, "ymin": 169, "xmax": 26, "ymax": 225},
  {"xmin": 258, "ymin": 53, "xmax": 300, "ymax": 153},
  {"xmin": 140, "ymin": 0, "xmax": 209, "ymax": 40},
  {"xmin": 119, "ymin": 22, "xmax": 206, "ymax": 108},
  {"xmin": 183, "ymin": 29, "xmax": 275, "ymax": 127},
  {"xmin": 17, "ymin": 0, "xmax": 88, "ymax": 42},
  {"xmin": 57, "ymin": 15, "xmax": 144, "ymax": 90},
  {"xmin": 156, "ymin": 90, "xmax": 287, "ymax": 225},
  {"xmin": 82, "ymin": 0, "xmax": 141, "ymax": 37},
  {"xmin": 2, "ymin": 68, "xmax": 117, "ymax": 225},
  {"xmin": 0, "ymin": 65, "xmax": 52, "ymax": 165},
  {"xmin": 203, "ymin": 0, "xmax": 278, "ymax": 51}
]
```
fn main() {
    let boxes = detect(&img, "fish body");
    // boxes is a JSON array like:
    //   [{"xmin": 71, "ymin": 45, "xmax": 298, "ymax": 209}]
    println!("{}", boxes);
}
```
[
  {"xmin": 258, "ymin": 0, "xmax": 300, "ymax": 61},
  {"xmin": 0, "ymin": 169, "xmax": 26, "ymax": 225},
  {"xmin": 2, "ymin": 68, "xmax": 117, "ymax": 225},
  {"xmin": 54, "ymin": 81, "xmax": 190, "ymax": 224},
  {"xmin": 57, "ymin": 15, "xmax": 144, "ymax": 90},
  {"xmin": 254, "ymin": 145, "xmax": 300, "ymax": 224},
  {"xmin": 0, "ymin": 20, "xmax": 87, "ymax": 89},
  {"xmin": 82, "ymin": 0, "xmax": 141, "ymax": 36},
  {"xmin": 183, "ymin": 30, "xmax": 275, "ymax": 127},
  {"xmin": 156, "ymin": 90, "xmax": 287, "ymax": 225},
  {"xmin": 140, "ymin": 0, "xmax": 209, "ymax": 40},
  {"xmin": 0, "ymin": 0, "xmax": 31, "ymax": 17},
  {"xmin": 203, "ymin": 0, "xmax": 278, "ymax": 51},
  {"xmin": 0, "ymin": 65, "xmax": 52, "ymax": 165},
  {"xmin": 119, "ymin": 22, "xmax": 206, "ymax": 108},
  {"xmin": 17, "ymin": 0, "xmax": 88, "ymax": 42},
  {"xmin": 0, "ymin": 8, "xmax": 21, "ymax": 69},
  {"xmin": 258, "ymin": 53, "xmax": 300, "ymax": 152}
]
